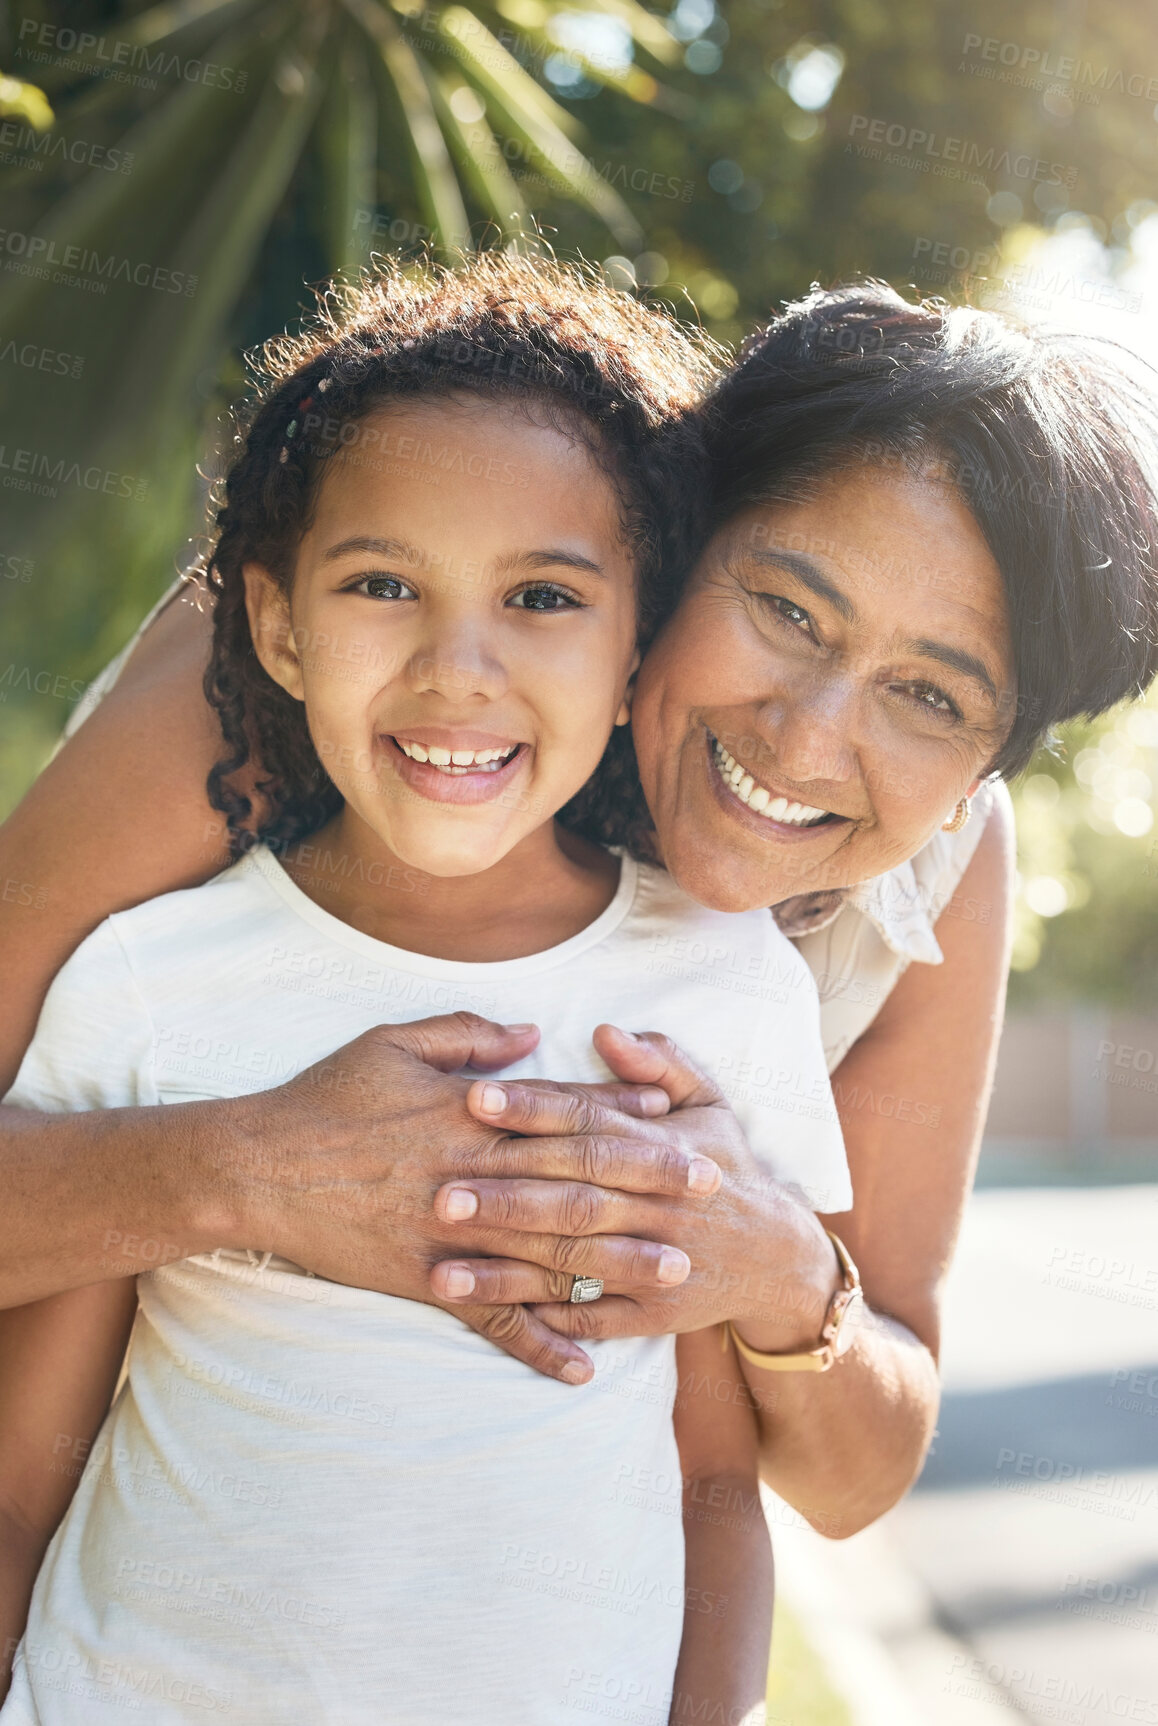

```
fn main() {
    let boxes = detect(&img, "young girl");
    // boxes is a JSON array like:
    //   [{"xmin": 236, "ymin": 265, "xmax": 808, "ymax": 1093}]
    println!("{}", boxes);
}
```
[{"xmin": 0, "ymin": 258, "xmax": 850, "ymax": 1724}]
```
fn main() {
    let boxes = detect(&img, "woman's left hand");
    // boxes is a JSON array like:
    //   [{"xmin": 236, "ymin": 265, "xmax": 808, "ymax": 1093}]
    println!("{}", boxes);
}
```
[{"xmin": 428, "ymin": 1026, "xmax": 839, "ymax": 1352}]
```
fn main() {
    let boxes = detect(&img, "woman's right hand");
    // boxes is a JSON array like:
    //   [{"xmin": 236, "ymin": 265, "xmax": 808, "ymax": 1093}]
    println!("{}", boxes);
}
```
[{"xmin": 230, "ymin": 1013, "xmax": 718, "ymax": 1383}]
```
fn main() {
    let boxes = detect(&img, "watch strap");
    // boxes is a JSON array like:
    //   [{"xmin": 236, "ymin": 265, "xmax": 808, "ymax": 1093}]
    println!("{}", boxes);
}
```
[
  {"xmin": 727, "ymin": 1319, "xmax": 835, "ymax": 1372},
  {"xmin": 724, "ymin": 1230, "xmax": 861, "ymax": 1374}
]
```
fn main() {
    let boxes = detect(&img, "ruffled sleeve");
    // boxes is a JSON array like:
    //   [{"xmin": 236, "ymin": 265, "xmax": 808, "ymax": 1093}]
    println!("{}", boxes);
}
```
[{"xmin": 790, "ymin": 780, "xmax": 1010, "ymax": 1072}]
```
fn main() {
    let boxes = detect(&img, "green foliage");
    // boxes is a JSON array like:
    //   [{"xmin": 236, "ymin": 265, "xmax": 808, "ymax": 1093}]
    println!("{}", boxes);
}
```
[
  {"xmin": 1007, "ymin": 693, "xmax": 1158, "ymax": 1009},
  {"xmin": 767, "ymin": 1601, "xmax": 854, "ymax": 1725},
  {"xmin": 0, "ymin": 0, "xmax": 673, "ymax": 681},
  {"xmin": 1, "ymin": 0, "xmax": 1156, "ymax": 1002}
]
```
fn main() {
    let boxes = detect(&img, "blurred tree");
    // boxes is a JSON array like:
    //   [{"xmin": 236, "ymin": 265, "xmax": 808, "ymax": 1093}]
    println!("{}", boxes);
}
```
[
  {"xmin": 1, "ymin": 0, "xmax": 1156, "ymax": 1003},
  {"xmin": 0, "ymin": 0, "xmax": 687, "ymax": 677},
  {"xmin": 1007, "ymin": 693, "xmax": 1158, "ymax": 1009}
]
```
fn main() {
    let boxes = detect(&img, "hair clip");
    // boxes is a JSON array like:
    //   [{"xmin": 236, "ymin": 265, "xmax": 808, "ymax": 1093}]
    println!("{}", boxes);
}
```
[
  {"xmin": 279, "ymin": 384, "xmax": 320, "ymax": 464},
  {"xmin": 277, "ymin": 369, "xmax": 335, "ymax": 463}
]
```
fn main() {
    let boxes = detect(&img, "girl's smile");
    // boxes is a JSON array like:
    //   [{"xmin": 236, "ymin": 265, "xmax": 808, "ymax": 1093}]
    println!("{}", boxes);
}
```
[
  {"xmin": 385, "ymin": 732, "xmax": 528, "ymax": 803},
  {"xmin": 243, "ymin": 393, "xmax": 641, "ymax": 941}
]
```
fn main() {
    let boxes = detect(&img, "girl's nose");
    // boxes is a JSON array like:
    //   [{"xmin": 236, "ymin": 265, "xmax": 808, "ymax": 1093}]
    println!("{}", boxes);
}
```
[{"xmin": 405, "ymin": 622, "xmax": 509, "ymax": 704}]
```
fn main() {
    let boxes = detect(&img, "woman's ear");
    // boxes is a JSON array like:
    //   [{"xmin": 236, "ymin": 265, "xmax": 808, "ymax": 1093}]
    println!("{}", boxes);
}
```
[
  {"xmin": 614, "ymin": 648, "xmax": 642, "ymax": 728},
  {"xmin": 243, "ymin": 563, "xmax": 304, "ymax": 702}
]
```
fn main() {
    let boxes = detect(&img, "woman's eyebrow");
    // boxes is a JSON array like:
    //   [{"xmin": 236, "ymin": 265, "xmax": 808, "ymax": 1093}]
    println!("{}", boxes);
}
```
[
  {"xmin": 322, "ymin": 535, "xmax": 424, "ymax": 563},
  {"xmin": 905, "ymin": 638, "xmax": 999, "ymax": 702},
  {"xmin": 744, "ymin": 549, "xmax": 856, "ymax": 622},
  {"xmin": 744, "ymin": 548, "xmax": 1001, "ymax": 701}
]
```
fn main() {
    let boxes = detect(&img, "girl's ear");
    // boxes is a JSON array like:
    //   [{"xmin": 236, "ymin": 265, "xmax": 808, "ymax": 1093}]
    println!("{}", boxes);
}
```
[
  {"xmin": 614, "ymin": 648, "xmax": 642, "ymax": 728},
  {"xmin": 243, "ymin": 563, "xmax": 305, "ymax": 702}
]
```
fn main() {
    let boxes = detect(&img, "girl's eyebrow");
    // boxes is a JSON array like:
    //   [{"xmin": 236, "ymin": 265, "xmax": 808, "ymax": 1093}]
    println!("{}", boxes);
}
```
[
  {"xmin": 321, "ymin": 538, "xmax": 603, "ymax": 577},
  {"xmin": 498, "ymin": 548, "xmax": 606, "ymax": 578},
  {"xmin": 322, "ymin": 535, "xmax": 423, "ymax": 563}
]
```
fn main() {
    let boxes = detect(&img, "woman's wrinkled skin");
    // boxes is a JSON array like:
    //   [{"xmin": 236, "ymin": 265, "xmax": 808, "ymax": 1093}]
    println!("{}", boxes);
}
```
[{"xmin": 631, "ymin": 462, "xmax": 1015, "ymax": 912}]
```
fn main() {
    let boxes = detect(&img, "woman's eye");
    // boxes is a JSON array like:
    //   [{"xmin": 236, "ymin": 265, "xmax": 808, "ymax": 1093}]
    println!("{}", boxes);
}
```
[
  {"xmin": 354, "ymin": 573, "xmax": 416, "ymax": 601},
  {"xmin": 901, "ymin": 681, "xmax": 959, "ymax": 718},
  {"xmin": 508, "ymin": 583, "xmax": 582, "ymax": 612},
  {"xmin": 761, "ymin": 594, "xmax": 813, "ymax": 635}
]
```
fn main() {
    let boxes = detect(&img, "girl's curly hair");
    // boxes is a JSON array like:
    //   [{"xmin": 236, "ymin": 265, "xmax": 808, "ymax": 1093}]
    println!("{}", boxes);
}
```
[{"xmin": 203, "ymin": 252, "xmax": 722, "ymax": 860}]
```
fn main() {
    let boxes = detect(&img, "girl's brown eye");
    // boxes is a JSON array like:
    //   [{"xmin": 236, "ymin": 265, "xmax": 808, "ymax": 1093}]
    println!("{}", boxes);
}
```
[
  {"xmin": 356, "ymin": 574, "xmax": 415, "ymax": 601},
  {"xmin": 509, "ymin": 583, "xmax": 582, "ymax": 612}
]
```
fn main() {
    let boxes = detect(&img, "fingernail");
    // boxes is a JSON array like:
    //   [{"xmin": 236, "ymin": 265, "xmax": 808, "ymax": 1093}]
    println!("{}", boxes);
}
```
[
  {"xmin": 688, "ymin": 1158, "xmax": 721, "ymax": 1195},
  {"xmin": 443, "ymin": 1266, "xmax": 476, "ymax": 1297},
  {"xmin": 477, "ymin": 1083, "xmax": 507, "ymax": 1116},
  {"xmin": 657, "ymin": 1247, "xmax": 690, "ymax": 1285},
  {"xmin": 505, "ymin": 1023, "xmax": 536, "ymax": 1034},
  {"xmin": 560, "ymin": 1361, "xmax": 591, "ymax": 1385},
  {"xmin": 638, "ymin": 1088, "xmax": 668, "ymax": 1116},
  {"xmin": 443, "ymin": 1187, "xmax": 479, "ymax": 1221}
]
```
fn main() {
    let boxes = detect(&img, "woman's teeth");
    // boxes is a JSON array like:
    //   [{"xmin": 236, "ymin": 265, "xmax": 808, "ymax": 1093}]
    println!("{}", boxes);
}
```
[
  {"xmin": 396, "ymin": 740, "xmax": 518, "ymax": 774},
  {"xmin": 712, "ymin": 738, "xmax": 833, "ymax": 826}
]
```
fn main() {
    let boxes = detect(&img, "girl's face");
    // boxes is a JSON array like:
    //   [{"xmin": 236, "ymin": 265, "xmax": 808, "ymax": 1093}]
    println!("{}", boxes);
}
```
[
  {"xmin": 246, "ymin": 396, "xmax": 638, "ymax": 877},
  {"xmin": 631, "ymin": 462, "xmax": 1016, "ymax": 911}
]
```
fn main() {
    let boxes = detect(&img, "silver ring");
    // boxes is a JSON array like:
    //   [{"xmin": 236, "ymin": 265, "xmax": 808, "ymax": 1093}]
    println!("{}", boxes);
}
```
[{"xmin": 569, "ymin": 1276, "xmax": 604, "ymax": 1304}]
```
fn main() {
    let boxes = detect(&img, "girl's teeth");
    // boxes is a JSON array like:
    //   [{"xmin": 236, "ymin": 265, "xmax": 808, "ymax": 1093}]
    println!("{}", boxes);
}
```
[
  {"xmin": 711, "ymin": 738, "xmax": 832, "ymax": 826},
  {"xmin": 397, "ymin": 740, "xmax": 517, "ymax": 773}
]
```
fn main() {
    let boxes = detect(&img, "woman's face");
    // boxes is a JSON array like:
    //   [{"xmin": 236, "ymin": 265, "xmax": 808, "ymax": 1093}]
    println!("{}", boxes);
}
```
[{"xmin": 632, "ymin": 461, "xmax": 1016, "ymax": 911}]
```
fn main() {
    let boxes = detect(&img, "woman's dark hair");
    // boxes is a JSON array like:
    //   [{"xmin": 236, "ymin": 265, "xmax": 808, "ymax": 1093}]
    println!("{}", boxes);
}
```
[
  {"xmin": 204, "ymin": 253, "xmax": 719, "ymax": 857},
  {"xmin": 705, "ymin": 280, "xmax": 1158, "ymax": 776}
]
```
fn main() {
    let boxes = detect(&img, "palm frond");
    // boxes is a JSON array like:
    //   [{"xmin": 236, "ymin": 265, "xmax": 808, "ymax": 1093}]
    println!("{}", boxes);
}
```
[
  {"xmin": 438, "ymin": 5, "xmax": 642, "ymax": 246},
  {"xmin": 317, "ymin": 24, "xmax": 379, "ymax": 274},
  {"xmin": 343, "ymin": 0, "xmax": 471, "ymax": 249},
  {"xmin": 425, "ymin": 67, "xmax": 528, "ymax": 240},
  {"xmin": 110, "ymin": 33, "xmax": 328, "ymax": 435}
]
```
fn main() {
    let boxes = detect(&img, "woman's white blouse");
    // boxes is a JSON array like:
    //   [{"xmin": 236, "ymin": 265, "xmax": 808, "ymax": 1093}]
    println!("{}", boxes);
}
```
[{"xmin": 795, "ymin": 778, "xmax": 1005, "ymax": 1072}]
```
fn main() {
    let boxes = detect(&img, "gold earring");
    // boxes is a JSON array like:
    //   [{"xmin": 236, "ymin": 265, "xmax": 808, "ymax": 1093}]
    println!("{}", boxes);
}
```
[{"xmin": 942, "ymin": 796, "xmax": 972, "ymax": 834}]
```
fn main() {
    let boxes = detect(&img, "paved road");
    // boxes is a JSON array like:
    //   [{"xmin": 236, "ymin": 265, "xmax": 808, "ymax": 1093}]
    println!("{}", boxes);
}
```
[{"xmin": 773, "ymin": 1185, "xmax": 1158, "ymax": 1726}]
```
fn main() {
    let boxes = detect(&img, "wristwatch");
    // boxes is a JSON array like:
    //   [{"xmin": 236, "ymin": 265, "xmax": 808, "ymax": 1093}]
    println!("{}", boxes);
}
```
[{"xmin": 725, "ymin": 1231, "xmax": 864, "ymax": 1373}]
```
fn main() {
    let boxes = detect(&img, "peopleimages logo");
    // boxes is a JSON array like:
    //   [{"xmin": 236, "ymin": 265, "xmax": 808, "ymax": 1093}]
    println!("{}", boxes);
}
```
[
  {"xmin": 0, "ymin": 229, "xmax": 197, "ymax": 297},
  {"xmin": 0, "ymin": 445, "xmax": 148, "ymax": 502},
  {"xmin": 847, "ymin": 114, "xmax": 1078, "ymax": 188},
  {"xmin": 0, "ymin": 118, "xmax": 134, "ymax": 175},
  {"xmin": 16, "ymin": 19, "xmax": 248, "ymax": 93},
  {"xmin": 960, "ymin": 32, "xmax": 1158, "ymax": 104}
]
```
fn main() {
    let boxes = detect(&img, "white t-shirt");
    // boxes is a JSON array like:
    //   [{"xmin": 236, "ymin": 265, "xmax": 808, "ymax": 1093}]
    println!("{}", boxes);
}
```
[{"xmin": 2, "ymin": 847, "xmax": 849, "ymax": 1726}]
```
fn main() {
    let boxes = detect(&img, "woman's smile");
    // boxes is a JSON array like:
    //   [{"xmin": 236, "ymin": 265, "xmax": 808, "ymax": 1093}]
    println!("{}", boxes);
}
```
[
  {"xmin": 703, "ymin": 728, "xmax": 856, "ymax": 847},
  {"xmin": 708, "ymin": 731, "xmax": 847, "ymax": 828}
]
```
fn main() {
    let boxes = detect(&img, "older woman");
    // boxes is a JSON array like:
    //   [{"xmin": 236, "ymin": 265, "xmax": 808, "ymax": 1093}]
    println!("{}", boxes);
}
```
[{"xmin": 1, "ymin": 281, "xmax": 1155, "ymax": 1558}]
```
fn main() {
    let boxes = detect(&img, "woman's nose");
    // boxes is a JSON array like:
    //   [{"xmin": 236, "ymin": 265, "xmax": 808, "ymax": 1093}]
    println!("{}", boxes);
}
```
[{"xmin": 756, "ymin": 670, "xmax": 859, "ymax": 786}]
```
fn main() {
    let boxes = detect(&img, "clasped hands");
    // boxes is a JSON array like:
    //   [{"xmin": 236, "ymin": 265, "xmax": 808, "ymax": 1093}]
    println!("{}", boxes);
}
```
[{"xmin": 266, "ymin": 1014, "xmax": 831, "ymax": 1384}]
